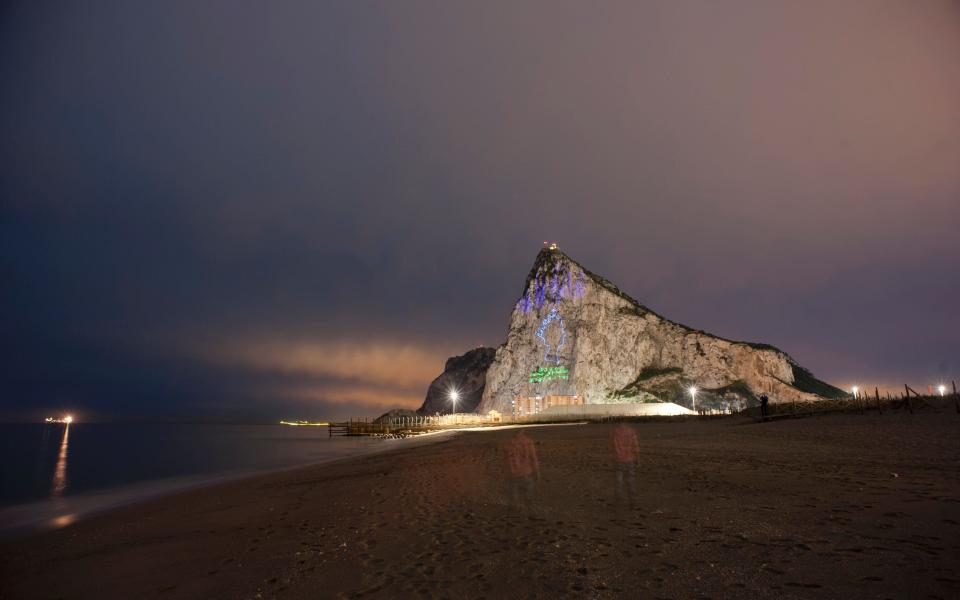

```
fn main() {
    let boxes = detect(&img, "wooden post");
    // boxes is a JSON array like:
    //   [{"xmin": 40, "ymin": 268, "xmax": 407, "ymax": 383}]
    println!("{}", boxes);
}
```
[
  {"xmin": 875, "ymin": 387, "xmax": 882, "ymax": 415},
  {"xmin": 953, "ymin": 380, "xmax": 959, "ymax": 414},
  {"xmin": 903, "ymin": 384, "xmax": 914, "ymax": 414}
]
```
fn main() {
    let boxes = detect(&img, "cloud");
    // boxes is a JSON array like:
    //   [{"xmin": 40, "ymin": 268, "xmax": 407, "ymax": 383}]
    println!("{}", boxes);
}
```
[
  {"xmin": 201, "ymin": 338, "xmax": 444, "ymax": 387},
  {"xmin": 2, "ymin": 1, "xmax": 958, "ymax": 420},
  {"xmin": 272, "ymin": 384, "xmax": 424, "ymax": 411}
]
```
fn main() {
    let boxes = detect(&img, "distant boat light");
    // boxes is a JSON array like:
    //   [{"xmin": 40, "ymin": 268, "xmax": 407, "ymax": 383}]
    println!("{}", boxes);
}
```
[{"xmin": 44, "ymin": 416, "xmax": 73, "ymax": 424}]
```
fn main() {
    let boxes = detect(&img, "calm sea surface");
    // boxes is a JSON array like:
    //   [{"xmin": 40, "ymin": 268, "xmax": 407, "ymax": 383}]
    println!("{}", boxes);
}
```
[{"xmin": 0, "ymin": 423, "xmax": 384, "ymax": 536}]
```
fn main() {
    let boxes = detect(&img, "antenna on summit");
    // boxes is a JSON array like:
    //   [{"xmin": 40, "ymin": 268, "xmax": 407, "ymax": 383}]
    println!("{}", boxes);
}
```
[{"xmin": 543, "ymin": 240, "xmax": 559, "ymax": 251}]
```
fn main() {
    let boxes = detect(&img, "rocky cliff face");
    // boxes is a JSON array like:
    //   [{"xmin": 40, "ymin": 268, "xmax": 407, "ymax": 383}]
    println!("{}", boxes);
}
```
[
  {"xmin": 420, "ymin": 248, "xmax": 845, "ymax": 415},
  {"xmin": 417, "ymin": 347, "xmax": 496, "ymax": 415}
]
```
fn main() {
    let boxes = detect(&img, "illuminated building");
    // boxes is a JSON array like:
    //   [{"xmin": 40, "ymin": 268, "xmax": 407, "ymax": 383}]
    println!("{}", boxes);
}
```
[{"xmin": 511, "ymin": 394, "xmax": 584, "ymax": 418}]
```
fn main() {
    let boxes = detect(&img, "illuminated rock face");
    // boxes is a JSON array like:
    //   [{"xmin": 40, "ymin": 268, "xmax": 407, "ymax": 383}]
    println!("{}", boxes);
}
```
[
  {"xmin": 471, "ymin": 249, "xmax": 845, "ymax": 414},
  {"xmin": 418, "ymin": 347, "xmax": 496, "ymax": 415},
  {"xmin": 418, "ymin": 249, "xmax": 845, "ymax": 415}
]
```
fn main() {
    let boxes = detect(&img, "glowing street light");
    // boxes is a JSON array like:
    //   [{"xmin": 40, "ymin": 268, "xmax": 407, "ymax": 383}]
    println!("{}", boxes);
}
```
[
  {"xmin": 688, "ymin": 386, "xmax": 697, "ymax": 410},
  {"xmin": 851, "ymin": 386, "xmax": 859, "ymax": 399},
  {"xmin": 449, "ymin": 389, "xmax": 460, "ymax": 415},
  {"xmin": 64, "ymin": 415, "xmax": 73, "ymax": 424},
  {"xmin": 938, "ymin": 385, "xmax": 946, "ymax": 397}
]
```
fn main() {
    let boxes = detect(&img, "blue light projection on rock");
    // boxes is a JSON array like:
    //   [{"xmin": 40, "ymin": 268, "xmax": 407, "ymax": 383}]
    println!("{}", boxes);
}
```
[
  {"xmin": 536, "ymin": 307, "xmax": 567, "ymax": 364},
  {"xmin": 518, "ymin": 263, "xmax": 585, "ymax": 315},
  {"xmin": 535, "ymin": 279, "xmax": 546, "ymax": 309},
  {"xmin": 520, "ymin": 292, "xmax": 531, "ymax": 315}
]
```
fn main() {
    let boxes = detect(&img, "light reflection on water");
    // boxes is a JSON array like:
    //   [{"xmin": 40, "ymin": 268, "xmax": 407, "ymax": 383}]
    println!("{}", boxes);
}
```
[
  {"xmin": 50, "ymin": 424, "xmax": 69, "ymax": 499},
  {"xmin": 51, "ymin": 514, "xmax": 76, "ymax": 528},
  {"xmin": 0, "ymin": 423, "xmax": 403, "ymax": 539}
]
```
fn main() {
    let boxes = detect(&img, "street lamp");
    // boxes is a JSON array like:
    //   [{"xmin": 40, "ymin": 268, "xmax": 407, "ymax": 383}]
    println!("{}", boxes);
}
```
[
  {"xmin": 852, "ymin": 386, "xmax": 859, "ymax": 399},
  {"xmin": 688, "ymin": 386, "xmax": 697, "ymax": 411},
  {"xmin": 938, "ymin": 385, "xmax": 946, "ymax": 397},
  {"xmin": 449, "ymin": 389, "xmax": 459, "ymax": 415}
]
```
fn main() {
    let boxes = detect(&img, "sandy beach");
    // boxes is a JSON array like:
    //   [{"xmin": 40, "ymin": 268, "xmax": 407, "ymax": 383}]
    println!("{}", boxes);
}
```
[{"xmin": 1, "ymin": 413, "xmax": 958, "ymax": 599}]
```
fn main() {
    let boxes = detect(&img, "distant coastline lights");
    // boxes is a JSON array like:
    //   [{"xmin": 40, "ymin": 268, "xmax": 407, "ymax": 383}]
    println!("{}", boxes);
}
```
[
  {"xmin": 847, "ymin": 384, "xmax": 953, "ymax": 399},
  {"xmin": 44, "ymin": 415, "xmax": 73, "ymax": 424}
]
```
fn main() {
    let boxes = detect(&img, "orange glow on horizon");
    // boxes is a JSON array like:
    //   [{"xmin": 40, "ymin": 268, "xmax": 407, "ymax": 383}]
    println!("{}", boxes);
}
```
[{"xmin": 199, "ymin": 339, "xmax": 450, "ymax": 389}]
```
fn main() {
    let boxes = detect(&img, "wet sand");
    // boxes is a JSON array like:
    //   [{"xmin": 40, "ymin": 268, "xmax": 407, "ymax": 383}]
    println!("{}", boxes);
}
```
[{"xmin": 1, "ymin": 414, "xmax": 958, "ymax": 599}]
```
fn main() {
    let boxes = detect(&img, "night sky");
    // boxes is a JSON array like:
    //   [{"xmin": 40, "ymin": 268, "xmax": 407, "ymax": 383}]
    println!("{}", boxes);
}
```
[{"xmin": 2, "ymin": 2, "xmax": 959, "ymax": 422}]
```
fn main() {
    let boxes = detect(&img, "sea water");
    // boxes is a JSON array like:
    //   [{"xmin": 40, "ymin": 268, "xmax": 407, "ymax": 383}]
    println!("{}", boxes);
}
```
[{"xmin": 0, "ymin": 422, "xmax": 384, "ymax": 538}]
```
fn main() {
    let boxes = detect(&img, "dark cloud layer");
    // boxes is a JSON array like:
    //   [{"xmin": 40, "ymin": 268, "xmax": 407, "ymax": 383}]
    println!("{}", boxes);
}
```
[{"xmin": 2, "ymin": 1, "xmax": 959, "ymax": 421}]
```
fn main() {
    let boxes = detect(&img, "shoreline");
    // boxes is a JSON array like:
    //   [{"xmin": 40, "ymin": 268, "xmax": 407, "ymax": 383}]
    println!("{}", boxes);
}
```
[
  {"xmin": 0, "ymin": 427, "xmax": 464, "ymax": 542},
  {"xmin": 0, "ymin": 423, "xmax": 587, "ymax": 542},
  {"xmin": 2, "ymin": 413, "xmax": 958, "ymax": 599}
]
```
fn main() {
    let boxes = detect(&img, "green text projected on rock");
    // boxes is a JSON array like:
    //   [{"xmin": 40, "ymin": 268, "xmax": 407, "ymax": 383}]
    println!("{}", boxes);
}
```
[{"xmin": 529, "ymin": 366, "xmax": 570, "ymax": 383}]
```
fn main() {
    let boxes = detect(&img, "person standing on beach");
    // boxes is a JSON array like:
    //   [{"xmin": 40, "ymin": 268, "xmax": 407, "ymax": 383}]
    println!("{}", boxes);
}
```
[
  {"xmin": 760, "ymin": 394, "xmax": 770, "ymax": 418},
  {"xmin": 611, "ymin": 423, "xmax": 640, "ymax": 506},
  {"xmin": 504, "ymin": 430, "xmax": 540, "ymax": 512}
]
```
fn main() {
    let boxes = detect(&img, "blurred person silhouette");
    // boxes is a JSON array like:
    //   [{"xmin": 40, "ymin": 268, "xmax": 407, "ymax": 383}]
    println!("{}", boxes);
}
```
[
  {"xmin": 760, "ymin": 394, "xmax": 770, "ymax": 418},
  {"xmin": 611, "ymin": 422, "xmax": 640, "ymax": 507},
  {"xmin": 504, "ymin": 429, "xmax": 540, "ymax": 512}
]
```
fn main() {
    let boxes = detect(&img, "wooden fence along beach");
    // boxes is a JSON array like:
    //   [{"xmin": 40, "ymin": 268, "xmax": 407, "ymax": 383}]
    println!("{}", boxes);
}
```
[{"xmin": 328, "ymin": 416, "xmax": 437, "ymax": 437}]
